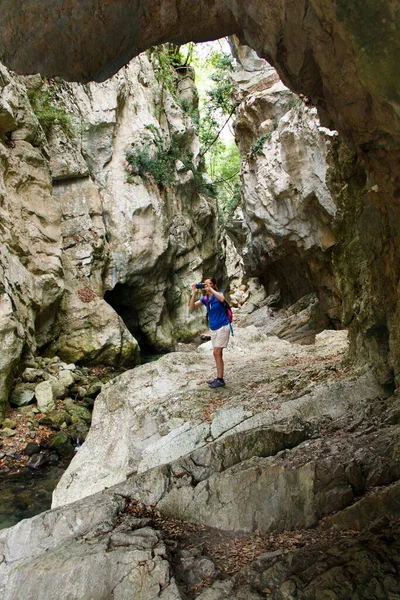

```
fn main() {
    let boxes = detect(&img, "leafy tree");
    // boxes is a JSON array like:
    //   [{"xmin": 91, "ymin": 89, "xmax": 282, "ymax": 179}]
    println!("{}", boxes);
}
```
[
  {"xmin": 194, "ymin": 46, "xmax": 242, "ymax": 221},
  {"xmin": 140, "ymin": 41, "xmax": 243, "ymax": 217}
]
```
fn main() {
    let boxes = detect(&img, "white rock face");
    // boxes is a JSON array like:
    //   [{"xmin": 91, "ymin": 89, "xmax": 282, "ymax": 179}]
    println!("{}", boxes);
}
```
[
  {"xmin": 0, "ymin": 65, "xmax": 64, "ymax": 416},
  {"xmin": 34, "ymin": 381, "xmax": 56, "ymax": 413},
  {"xmin": 0, "ymin": 52, "xmax": 220, "ymax": 415},
  {"xmin": 231, "ymin": 44, "xmax": 341, "ymax": 324},
  {"xmin": 52, "ymin": 328, "xmax": 382, "ymax": 509}
]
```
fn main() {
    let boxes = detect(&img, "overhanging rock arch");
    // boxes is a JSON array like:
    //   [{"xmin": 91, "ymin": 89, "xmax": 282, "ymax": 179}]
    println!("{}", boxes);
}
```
[
  {"xmin": 1, "ymin": 1, "xmax": 399, "ymax": 147},
  {"xmin": 1, "ymin": 0, "xmax": 400, "ymax": 384}
]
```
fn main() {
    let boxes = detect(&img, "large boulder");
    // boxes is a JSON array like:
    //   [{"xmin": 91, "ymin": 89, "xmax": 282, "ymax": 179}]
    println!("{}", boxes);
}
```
[
  {"xmin": 52, "ymin": 329, "xmax": 383, "ymax": 509},
  {"xmin": 35, "ymin": 381, "xmax": 56, "ymax": 413}
]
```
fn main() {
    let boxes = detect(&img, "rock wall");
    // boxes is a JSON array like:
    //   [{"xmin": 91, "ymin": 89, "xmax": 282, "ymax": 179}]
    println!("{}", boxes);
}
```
[
  {"xmin": 0, "ymin": 54, "xmax": 220, "ymax": 419},
  {"xmin": 230, "ymin": 45, "xmax": 341, "ymax": 332},
  {"xmin": 3, "ymin": 0, "xmax": 399, "ymax": 384}
]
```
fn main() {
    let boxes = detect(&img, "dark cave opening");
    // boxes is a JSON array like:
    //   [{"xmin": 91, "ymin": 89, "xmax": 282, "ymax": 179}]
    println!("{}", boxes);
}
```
[{"xmin": 104, "ymin": 283, "xmax": 158, "ymax": 356}]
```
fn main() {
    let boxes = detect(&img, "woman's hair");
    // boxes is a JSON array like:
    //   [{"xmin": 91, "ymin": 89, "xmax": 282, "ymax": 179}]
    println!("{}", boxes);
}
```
[{"xmin": 204, "ymin": 277, "xmax": 218, "ymax": 290}]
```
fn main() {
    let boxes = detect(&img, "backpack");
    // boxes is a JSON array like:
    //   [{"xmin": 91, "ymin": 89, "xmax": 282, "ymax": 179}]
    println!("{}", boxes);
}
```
[{"xmin": 223, "ymin": 301, "xmax": 233, "ymax": 323}]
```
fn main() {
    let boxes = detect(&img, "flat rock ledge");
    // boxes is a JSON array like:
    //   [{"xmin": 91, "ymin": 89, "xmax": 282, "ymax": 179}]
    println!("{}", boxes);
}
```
[{"xmin": 53, "ymin": 327, "xmax": 360, "ymax": 507}]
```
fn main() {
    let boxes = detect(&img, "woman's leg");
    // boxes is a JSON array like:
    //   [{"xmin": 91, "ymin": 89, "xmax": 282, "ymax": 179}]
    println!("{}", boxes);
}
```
[{"xmin": 213, "ymin": 347, "xmax": 224, "ymax": 379}]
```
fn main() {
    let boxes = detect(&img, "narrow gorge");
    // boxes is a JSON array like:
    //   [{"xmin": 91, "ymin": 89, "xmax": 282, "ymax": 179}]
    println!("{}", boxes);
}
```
[{"xmin": 1, "ymin": 2, "xmax": 400, "ymax": 598}]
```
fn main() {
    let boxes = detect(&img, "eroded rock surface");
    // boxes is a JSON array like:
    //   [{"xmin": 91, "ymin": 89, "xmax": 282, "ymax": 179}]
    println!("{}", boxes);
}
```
[
  {"xmin": 0, "ymin": 52, "xmax": 220, "ymax": 419},
  {"xmin": 2, "ymin": 328, "xmax": 400, "ymax": 599},
  {"xmin": 230, "ymin": 46, "xmax": 342, "ymax": 338},
  {"xmin": 1, "ymin": 1, "xmax": 399, "ymax": 151},
  {"xmin": 53, "ymin": 328, "xmax": 380, "ymax": 509},
  {"xmin": 0, "ymin": 490, "xmax": 183, "ymax": 600}
]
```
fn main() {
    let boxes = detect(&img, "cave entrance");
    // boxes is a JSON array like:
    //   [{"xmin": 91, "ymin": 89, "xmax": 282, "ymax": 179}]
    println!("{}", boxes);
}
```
[{"xmin": 104, "ymin": 284, "xmax": 157, "ymax": 356}]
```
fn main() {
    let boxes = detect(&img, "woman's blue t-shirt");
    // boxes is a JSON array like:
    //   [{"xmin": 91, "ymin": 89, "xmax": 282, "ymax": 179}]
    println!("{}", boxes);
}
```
[{"xmin": 200, "ymin": 295, "xmax": 230, "ymax": 330}]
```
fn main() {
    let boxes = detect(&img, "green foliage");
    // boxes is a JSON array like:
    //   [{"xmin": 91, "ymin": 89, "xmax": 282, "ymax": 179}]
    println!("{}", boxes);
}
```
[
  {"xmin": 288, "ymin": 95, "xmax": 303, "ymax": 111},
  {"xmin": 184, "ymin": 44, "xmax": 242, "ymax": 220},
  {"xmin": 126, "ymin": 124, "xmax": 215, "ymax": 197},
  {"xmin": 224, "ymin": 181, "xmax": 242, "ymax": 218},
  {"xmin": 181, "ymin": 157, "xmax": 217, "ymax": 199},
  {"xmin": 198, "ymin": 50, "xmax": 236, "ymax": 152},
  {"xmin": 147, "ymin": 44, "xmax": 181, "ymax": 99},
  {"xmin": 126, "ymin": 127, "xmax": 180, "ymax": 188},
  {"xmin": 147, "ymin": 43, "xmax": 201, "ymax": 126},
  {"xmin": 136, "ymin": 43, "xmax": 241, "ymax": 210},
  {"xmin": 207, "ymin": 52, "xmax": 236, "ymax": 114},
  {"xmin": 249, "ymin": 133, "xmax": 272, "ymax": 159},
  {"xmin": 27, "ymin": 78, "xmax": 74, "ymax": 138}
]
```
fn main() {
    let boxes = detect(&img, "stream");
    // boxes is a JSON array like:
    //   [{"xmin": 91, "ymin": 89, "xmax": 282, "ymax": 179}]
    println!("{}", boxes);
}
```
[
  {"xmin": 0, "ymin": 465, "xmax": 66, "ymax": 529},
  {"xmin": 0, "ymin": 351, "xmax": 169, "ymax": 531}
]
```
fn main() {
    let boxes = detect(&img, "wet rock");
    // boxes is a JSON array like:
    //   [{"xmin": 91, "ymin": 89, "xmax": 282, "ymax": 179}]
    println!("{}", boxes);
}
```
[
  {"xmin": 21, "ymin": 368, "xmax": 45, "ymax": 383},
  {"xmin": 22, "ymin": 442, "xmax": 41, "ymax": 456},
  {"xmin": 26, "ymin": 452, "xmax": 49, "ymax": 469},
  {"xmin": 65, "ymin": 404, "xmax": 92, "ymax": 425},
  {"xmin": 85, "ymin": 382, "xmax": 102, "ymax": 398},
  {"xmin": 67, "ymin": 424, "xmax": 89, "ymax": 446},
  {"xmin": 10, "ymin": 386, "xmax": 35, "ymax": 407},
  {"xmin": 80, "ymin": 397, "xmax": 95, "ymax": 409},
  {"xmin": 35, "ymin": 381, "xmax": 56, "ymax": 413},
  {"xmin": 39, "ymin": 411, "xmax": 72, "ymax": 429},
  {"xmin": 49, "ymin": 431, "xmax": 74, "ymax": 458}
]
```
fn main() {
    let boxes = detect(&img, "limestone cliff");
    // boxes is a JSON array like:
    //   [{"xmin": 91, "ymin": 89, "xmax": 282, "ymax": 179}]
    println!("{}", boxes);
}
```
[
  {"xmin": 227, "ymin": 45, "xmax": 341, "ymax": 342},
  {"xmin": 0, "ymin": 52, "xmax": 220, "ymax": 419}
]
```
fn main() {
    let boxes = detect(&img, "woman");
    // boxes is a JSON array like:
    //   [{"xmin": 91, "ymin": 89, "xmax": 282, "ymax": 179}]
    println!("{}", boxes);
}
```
[{"xmin": 190, "ymin": 277, "xmax": 230, "ymax": 388}]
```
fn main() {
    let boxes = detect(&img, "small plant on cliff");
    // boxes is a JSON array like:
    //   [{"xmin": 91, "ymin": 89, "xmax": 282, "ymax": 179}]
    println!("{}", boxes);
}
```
[
  {"xmin": 27, "ymin": 78, "xmax": 74, "ymax": 139},
  {"xmin": 249, "ymin": 133, "xmax": 272, "ymax": 159},
  {"xmin": 126, "ymin": 124, "xmax": 216, "ymax": 197},
  {"xmin": 148, "ymin": 44, "xmax": 181, "ymax": 99},
  {"xmin": 147, "ymin": 44, "xmax": 198, "ymax": 110},
  {"xmin": 126, "ymin": 127, "xmax": 180, "ymax": 188}
]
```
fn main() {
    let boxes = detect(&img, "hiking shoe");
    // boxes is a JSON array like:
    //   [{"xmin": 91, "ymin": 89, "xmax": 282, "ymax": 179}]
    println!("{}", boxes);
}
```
[
  {"xmin": 206, "ymin": 378, "xmax": 217, "ymax": 385},
  {"xmin": 208, "ymin": 379, "xmax": 225, "ymax": 389}
]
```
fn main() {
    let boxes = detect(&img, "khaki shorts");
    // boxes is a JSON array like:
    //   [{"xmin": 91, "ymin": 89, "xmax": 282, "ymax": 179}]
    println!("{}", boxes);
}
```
[{"xmin": 210, "ymin": 324, "xmax": 230, "ymax": 348}]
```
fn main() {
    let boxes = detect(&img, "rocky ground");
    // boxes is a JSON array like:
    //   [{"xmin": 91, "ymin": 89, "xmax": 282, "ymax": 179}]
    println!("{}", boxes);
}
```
[
  {"xmin": 1, "ymin": 327, "xmax": 400, "ymax": 598},
  {"xmin": 0, "ymin": 357, "xmax": 120, "ymax": 475}
]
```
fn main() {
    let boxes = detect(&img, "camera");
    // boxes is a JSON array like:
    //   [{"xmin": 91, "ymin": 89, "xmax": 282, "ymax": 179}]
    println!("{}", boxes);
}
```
[{"xmin": 196, "ymin": 283, "xmax": 205, "ymax": 289}]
